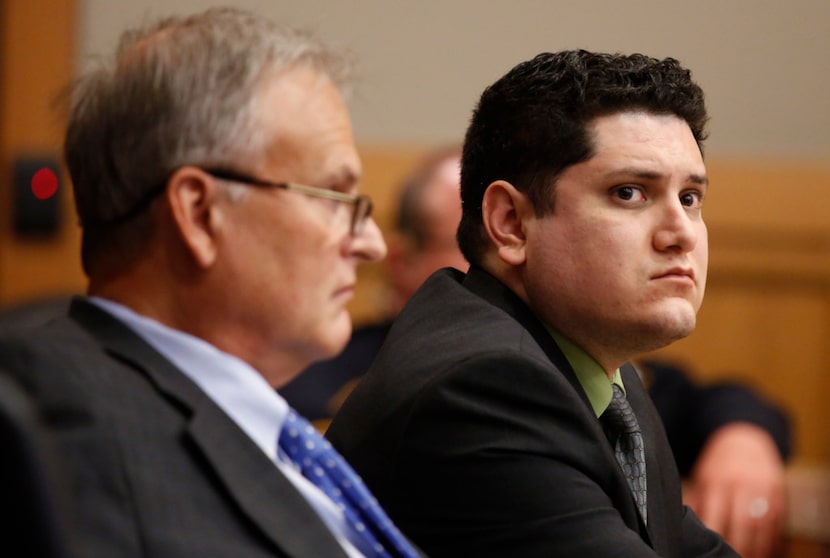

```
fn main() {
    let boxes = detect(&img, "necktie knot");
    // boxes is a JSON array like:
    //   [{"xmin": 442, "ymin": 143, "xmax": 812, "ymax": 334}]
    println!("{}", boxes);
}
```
[
  {"xmin": 280, "ymin": 412, "xmax": 332, "ymax": 464},
  {"xmin": 603, "ymin": 384, "xmax": 641, "ymax": 435}
]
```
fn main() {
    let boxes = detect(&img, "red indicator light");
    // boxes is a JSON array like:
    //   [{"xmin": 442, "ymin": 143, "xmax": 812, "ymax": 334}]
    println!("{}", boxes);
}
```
[{"xmin": 31, "ymin": 168, "xmax": 59, "ymax": 200}]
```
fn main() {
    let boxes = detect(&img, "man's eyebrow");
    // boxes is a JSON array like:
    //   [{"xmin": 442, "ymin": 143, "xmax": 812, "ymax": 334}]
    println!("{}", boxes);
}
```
[
  {"xmin": 606, "ymin": 167, "xmax": 709, "ymax": 186},
  {"xmin": 687, "ymin": 173, "xmax": 708, "ymax": 186}
]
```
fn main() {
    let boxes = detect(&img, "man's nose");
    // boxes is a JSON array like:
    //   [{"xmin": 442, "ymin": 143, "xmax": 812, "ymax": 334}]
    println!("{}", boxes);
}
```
[{"xmin": 349, "ymin": 216, "xmax": 387, "ymax": 261}]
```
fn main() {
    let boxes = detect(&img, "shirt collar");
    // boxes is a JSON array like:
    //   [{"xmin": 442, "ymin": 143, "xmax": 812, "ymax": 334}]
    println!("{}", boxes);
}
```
[
  {"xmin": 545, "ymin": 326, "xmax": 624, "ymax": 417},
  {"xmin": 88, "ymin": 296, "xmax": 288, "ymax": 461}
]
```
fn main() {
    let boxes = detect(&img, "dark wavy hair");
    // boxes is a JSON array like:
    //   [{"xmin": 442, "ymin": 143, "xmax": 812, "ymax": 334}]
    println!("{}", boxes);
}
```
[{"xmin": 457, "ymin": 50, "xmax": 709, "ymax": 265}]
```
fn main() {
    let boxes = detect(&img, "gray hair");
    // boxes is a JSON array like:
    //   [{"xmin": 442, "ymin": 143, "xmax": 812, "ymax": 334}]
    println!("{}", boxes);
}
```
[{"xmin": 64, "ymin": 7, "xmax": 352, "ymax": 272}]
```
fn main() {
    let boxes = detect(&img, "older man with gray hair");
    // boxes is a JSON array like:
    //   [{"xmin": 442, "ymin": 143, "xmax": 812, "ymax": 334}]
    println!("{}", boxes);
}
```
[{"xmin": 0, "ymin": 8, "xmax": 420, "ymax": 558}]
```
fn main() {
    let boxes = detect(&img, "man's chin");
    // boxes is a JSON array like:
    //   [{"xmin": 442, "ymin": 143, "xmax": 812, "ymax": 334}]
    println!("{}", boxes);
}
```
[
  {"xmin": 651, "ymin": 311, "xmax": 697, "ymax": 346},
  {"xmin": 630, "ymin": 303, "xmax": 697, "ymax": 351},
  {"xmin": 317, "ymin": 315, "xmax": 353, "ymax": 360}
]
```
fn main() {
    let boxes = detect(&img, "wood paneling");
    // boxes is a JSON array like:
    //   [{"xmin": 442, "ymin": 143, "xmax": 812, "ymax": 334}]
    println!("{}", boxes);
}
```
[
  {"xmin": 350, "ymin": 145, "xmax": 433, "ymax": 325},
  {"xmin": 0, "ymin": 0, "xmax": 84, "ymax": 307},
  {"xmin": 646, "ymin": 159, "xmax": 830, "ymax": 465}
]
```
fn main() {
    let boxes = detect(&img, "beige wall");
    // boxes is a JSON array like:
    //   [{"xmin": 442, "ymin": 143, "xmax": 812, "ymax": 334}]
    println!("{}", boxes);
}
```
[{"xmin": 78, "ymin": 0, "xmax": 830, "ymax": 162}]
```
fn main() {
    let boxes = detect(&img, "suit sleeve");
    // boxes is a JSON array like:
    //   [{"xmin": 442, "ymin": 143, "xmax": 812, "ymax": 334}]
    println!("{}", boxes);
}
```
[{"xmin": 644, "ymin": 359, "xmax": 792, "ymax": 476}]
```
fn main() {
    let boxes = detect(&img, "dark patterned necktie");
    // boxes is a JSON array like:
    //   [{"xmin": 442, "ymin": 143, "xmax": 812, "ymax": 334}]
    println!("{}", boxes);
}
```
[
  {"xmin": 278, "ymin": 409, "xmax": 420, "ymax": 558},
  {"xmin": 602, "ymin": 384, "xmax": 648, "ymax": 524}
]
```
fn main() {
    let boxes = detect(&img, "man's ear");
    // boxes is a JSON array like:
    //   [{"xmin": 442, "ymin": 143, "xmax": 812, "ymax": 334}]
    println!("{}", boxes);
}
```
[
  {"xmin": 481, "ymin": 180, "xmax": 531, "ymax": 266},
  {"xmin": 165, "ymin": 166, "xmax": 222, "ymax": 268}
]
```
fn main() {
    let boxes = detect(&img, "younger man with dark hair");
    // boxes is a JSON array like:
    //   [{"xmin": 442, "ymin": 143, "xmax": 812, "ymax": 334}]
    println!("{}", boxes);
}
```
[{"xmin": 327, "ymin": 50, "xmax": 739, "ymax": 556}]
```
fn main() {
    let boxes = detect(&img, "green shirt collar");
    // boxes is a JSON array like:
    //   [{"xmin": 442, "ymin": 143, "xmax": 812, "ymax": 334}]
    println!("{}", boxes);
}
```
[{"xmin": 546, "ymin": 326, "xmax": 624, "ymax": 418}]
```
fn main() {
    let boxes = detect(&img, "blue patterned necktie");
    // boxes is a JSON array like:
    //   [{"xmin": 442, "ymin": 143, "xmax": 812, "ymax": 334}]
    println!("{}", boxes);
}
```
[
  {"xmin": 602, "ymin": 384, "xmax": 648, "ymax": 524},
  {"xmin": 278, "ymin": 409, "xmax": 419, "ymax": 558}
]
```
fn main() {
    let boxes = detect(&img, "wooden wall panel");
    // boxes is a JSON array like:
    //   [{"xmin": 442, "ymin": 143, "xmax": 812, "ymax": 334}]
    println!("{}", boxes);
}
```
[
  {"xmin": 350, "ymin": 145, "xmax": 432, "ymax": 325},
  {"xmin": 648, "ymin": 276, "xmax": 830, "ymax": 464},
  {"xmin": 0, "ymin": 0, "xmax": 84, "ymax": 307}
]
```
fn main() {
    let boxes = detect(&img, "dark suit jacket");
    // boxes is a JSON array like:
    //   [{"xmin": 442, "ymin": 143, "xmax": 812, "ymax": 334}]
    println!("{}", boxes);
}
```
[
  {"xmin": 0, "ymin": 298, "xmax": 350, "ymax": 558},
  {"xmin": 287, "ymin": 329, "xmax": 792, "ymax": 476},
  {"xmin": 327, "ymin": 268, "xmax": 736, "ymax": 557}
]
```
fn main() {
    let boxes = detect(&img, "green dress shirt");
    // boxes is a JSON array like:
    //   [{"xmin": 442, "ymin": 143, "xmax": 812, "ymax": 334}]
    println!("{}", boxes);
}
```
[{"xmin": 546, "ymin": 328, "xmax": 624, "ymax": 418}]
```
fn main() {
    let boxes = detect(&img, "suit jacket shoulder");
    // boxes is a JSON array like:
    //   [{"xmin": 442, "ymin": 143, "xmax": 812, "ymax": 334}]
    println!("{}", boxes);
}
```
[{"xmin": 0, "ymin": 297, "xmax": 348, "ymax": 558}]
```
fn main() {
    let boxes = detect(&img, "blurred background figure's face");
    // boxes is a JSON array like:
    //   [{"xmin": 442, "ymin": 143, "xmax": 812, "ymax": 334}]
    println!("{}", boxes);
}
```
[{"xmin": 387, "ymin": 155, "xmax": 468, "ymax": 314}]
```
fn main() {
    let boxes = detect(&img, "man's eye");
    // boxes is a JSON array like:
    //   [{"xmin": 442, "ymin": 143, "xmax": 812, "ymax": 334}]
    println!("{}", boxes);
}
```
[
  {"xmin": 680, "ymin": 191, "xmax": 703, "ymax": 208},
  {"xmin": 613, "ymin": 186, "xmax": 645, "ymax": 202}
]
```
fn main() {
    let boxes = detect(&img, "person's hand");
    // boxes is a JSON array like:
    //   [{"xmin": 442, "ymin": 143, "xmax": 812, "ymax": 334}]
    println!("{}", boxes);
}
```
[{"xmin": 683, "ymin": 422, "xmax": 786, "ymax": 558}]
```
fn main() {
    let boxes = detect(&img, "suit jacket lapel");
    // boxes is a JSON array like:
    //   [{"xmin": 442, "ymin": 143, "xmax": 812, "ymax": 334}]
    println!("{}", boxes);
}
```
[
  {"xmin": 187, "ymin": 401, "xmax": 349, "ymax": 557},
  {"xmin": 461, "ymin": 267, "xmax": 593, "ymax": 411},
  {"xmin": 460, "ymin": 271, "xmax": 657, "ymax": 544},
  {"xmin": 69, "ymin": 298, "xmax": 348, "ymax": 558}
]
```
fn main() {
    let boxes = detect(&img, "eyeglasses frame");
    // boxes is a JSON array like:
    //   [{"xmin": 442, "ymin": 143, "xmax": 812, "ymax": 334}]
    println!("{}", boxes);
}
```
[{"xmin": 202, "ymin": 168, "xmax": 373, "ymax": 236}]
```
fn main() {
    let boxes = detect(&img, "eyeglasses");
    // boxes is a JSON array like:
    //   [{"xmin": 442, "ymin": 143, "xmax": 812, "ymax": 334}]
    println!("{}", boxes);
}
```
[{"xmin": 202, "ymin": 168, "xmax": 374, "ymax": 236}]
